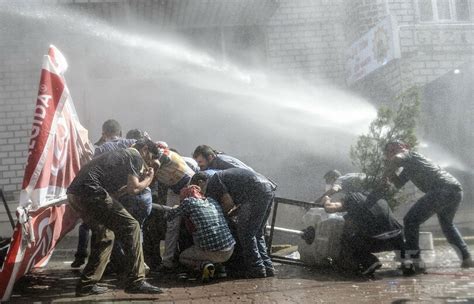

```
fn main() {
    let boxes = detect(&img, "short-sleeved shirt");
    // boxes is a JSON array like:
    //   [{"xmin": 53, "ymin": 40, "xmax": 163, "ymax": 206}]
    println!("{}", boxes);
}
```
[
  {"xmin": 166, "ymin": 197, "xmax": 235, "ymax": 251},
  {"xmin": 94, "ymin": 138, "xmax": 136, "ymax": 157},
  {"xmin": 333, "ymin": 173, "xmax": 367, "ymax": 194},
  {"xmin": 67, "ymin": 148, "xmax": 144, "ymax": 197},
  {"xmin": 206, "ymin": 168, "xmax": 275, "ymax": 205},
  {"xmin": 155, "ymin": 150, "xmax": 195, "ymax": 193},
  {"xmin": 389, "ymin": 151, "xmax": 461, "ymax": 193}
]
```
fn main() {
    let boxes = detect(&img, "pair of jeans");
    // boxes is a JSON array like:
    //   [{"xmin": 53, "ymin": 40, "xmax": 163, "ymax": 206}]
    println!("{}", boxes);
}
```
[
  {"xmin": 74, "ymin": 188, "xmax": 152, "ymax": 261},
  {"xmin": 235, "ymin": 190, "xmax": 274, "ymax": 271},
  {"xmin": 68, "ymin": 193, "xmax": 145, "ymax": 286},
  {"xmin": 404, "ymin": 186, "xmax": 470, "ymax": 260}
]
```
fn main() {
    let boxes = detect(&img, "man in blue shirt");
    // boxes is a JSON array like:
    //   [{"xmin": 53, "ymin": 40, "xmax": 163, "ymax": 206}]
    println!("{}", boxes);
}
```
[{"xmin": 203, "ymin": 168, "xmax": 276, "ymax": 278}]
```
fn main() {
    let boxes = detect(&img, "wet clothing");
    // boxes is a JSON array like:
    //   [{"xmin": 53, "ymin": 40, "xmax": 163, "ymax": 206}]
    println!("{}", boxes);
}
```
[
  {"xmin": 67, "ymin": 148, "xmax": 147, "ymax": 287},
  {"xmin": 166, "ymin": 196, "xmax": 235, "ymax": 251},
  {"xmin": 206, "ymin": 168, "xmax": 275, "ymax": 273},
  {"xmin": 388, "ymin": 151, "xmax": 461, "ymax": 192},
  {"xmin": 339, "ymin": 192, "xmax": 404, "ymax": 270},
  {"xmin": 332, "ymin": 173, "xmax": 367, "ymax": 194},
  {"xmin": 208, "ymin": 153, "xmax": 254, "ymax": 171},
  {"xmin": 68, "ymin": 148, "xmax": 144, "ymax": 197},
  {"xmin": 386, "ymin": 151, "xmax": 469, "ymax": 260},
  {"xmin": 94, "ymin": 138, "xmax": 135, "ymax": 158}
]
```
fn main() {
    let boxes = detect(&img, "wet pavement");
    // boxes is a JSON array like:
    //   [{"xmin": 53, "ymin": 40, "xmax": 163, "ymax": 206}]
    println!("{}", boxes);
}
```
[{"xmin": 8, "ymin": 240, "xmax": 474, "ymax": 303}]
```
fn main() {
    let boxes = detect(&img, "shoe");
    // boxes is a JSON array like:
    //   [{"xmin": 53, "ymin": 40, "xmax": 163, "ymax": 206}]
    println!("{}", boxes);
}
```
[
  {"xmin": 71, "ymin": 257, "xmax": 86, "ymax": 268},
  {"xmin": 125, "ymin": 280, "xmax": 163, "ymax": 294},
  {"xmin": 76, "ymin": 283, "xmax": 108, "ymax": 297},
  {"xmin": 215, "ymin": 264, "xmax": 227, "ymax": 278},
  {"xmin": 361, "ymin": 261, "xmax": 382, "ymax": 275},
  {"xmin": 401, "ymin": 259, "xmax": 426, "ymax": 276},
  {"xmin": 461, "ymin": 257, "xmax": 473, "ymax": 268},
  {"xmin": 201, "ymin": 263, "xmax": 215, "ymax": 283},
  {"xmin": 177, "ymin": 271, "xmax": 189, "ymax": 280},
  {"xmin": 245, "ymin": 268, "xmax": 267, "ymax": 278},
  {"xmin": 265, "ymin": 267, "xmax": 276, "ymax": 277}
]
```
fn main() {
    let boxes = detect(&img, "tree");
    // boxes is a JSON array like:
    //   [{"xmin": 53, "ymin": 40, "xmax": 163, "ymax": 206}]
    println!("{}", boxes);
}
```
[{"xmin": 350, "ymin": 87, "xmax": 421, "ymax": 208}]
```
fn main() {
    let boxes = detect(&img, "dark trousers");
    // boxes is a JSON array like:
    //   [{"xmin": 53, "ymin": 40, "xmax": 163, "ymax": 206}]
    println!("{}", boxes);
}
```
[
  {"xmin": 340, "ymin": 228, "xmax": 405, "ymax": 270},
  {"xmin": 236, "ymin": 190, "xmax": 274, "ymax": 271},
  {"xmin": 404, "ymin": 187, "xmax": 470, "ymax": 260},
  {"xmin": 74, "ymin": 188, "xmax": 152, "ymax": 262},
  {"xmin": 68, "ymin": 193, "xmax": 145, "ymax": 286}
]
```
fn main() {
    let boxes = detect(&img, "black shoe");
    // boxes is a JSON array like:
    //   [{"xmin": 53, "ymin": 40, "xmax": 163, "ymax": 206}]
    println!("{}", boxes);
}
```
[
  {"xmin": 265, "ymin": 267, "xmax": 276, "ymax": 277},
  {"xmin": 125, "ymin": 280, "xmax": 163, "ymax": 294},
  {"xmin": 245, "ymin": 268, "xmax": 267, "ymax": 278},
  {"xmin": 401, "ymin": 259, "xmax": 426, "ymax": 276},
  {"xmin": 71, "ymin": 258, "xmax": 86, "ymax": 268},
  {"xmin": 76, "ymin": 283, "xmax": 108, "ymax": 297},
  {"xmin": 461, "ymin": 257, "xmax": 473, "ymax": 268},
  {"xmin": 215, "ymin": 264, "xmax": 227, "ymax": 279},
  {"xmin": 361, "ymin": 261, "xmax": 382, "ymax": 275}
]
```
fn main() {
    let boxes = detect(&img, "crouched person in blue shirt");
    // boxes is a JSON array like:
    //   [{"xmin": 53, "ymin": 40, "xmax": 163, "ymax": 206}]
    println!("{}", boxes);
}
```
[{"xmin": 166, "ymin": 184, "xmax": 235, "ymax": 282}]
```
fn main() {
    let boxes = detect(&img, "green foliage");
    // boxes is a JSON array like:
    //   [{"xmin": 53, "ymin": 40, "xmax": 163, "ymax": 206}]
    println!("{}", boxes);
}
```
[{"xmin": 350, "ymin": 87, "xmax": 421, "ymax": 208}]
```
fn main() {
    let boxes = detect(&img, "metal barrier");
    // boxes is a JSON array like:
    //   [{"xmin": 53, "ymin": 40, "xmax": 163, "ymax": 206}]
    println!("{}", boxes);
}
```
[{"xmin": 267, "ymin": 197, "xmax": 321, "ymax": 265}]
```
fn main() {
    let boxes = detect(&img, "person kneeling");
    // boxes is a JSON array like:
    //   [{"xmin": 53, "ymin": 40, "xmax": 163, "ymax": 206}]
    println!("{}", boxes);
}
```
[
  {"xmin": 166, "ymin": 185, "xmax": 235, "ymax": 282},
  {"xmin": 322, "ymin": 191, "xmax": 405, "ymax": 276}
]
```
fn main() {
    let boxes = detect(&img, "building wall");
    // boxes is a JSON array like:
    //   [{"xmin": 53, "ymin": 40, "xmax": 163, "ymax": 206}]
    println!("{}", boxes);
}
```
[{"xmin": 265, "ymin": 0, "xmax": 347, "ymax": 85}]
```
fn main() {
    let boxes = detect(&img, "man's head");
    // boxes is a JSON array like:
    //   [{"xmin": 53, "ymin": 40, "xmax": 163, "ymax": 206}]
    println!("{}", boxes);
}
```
[
  {"xmin": 126, "ymin": 128, "xmax": 151, "ymax": 141},
  {"xmin": 323, "ymin": 169, "xmax": 341, "ymax": 186},
  {"xmin": 133, "ymin": 138, "xmax": 160, "ymax": 168},
  {"xmin": 190, "ymin": 171, "xmax": 210, "ymax": 193},
  {"xmin": 102, "ymin": 119, "xmax": 122, "ymax": 141},
  {"xmin": 192, "ymin": 145, "xmax": 217, "ymax": 170},
  {"xmin": 384, "ymin": 140, "xmax": 409, "ymax": 161}
]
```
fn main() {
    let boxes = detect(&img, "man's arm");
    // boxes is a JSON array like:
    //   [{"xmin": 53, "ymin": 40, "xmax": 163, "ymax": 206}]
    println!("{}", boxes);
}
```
[
  {"xmin": 220, "ymin": 193, "xmax": 235, "ymax": 214},
  {"xmin": 126, "ymin": 167, "xmax": 155, "ymax": 195},
  {"xmin": 315, "ymin": 184, "xmax": 341, "ymax": 204}
]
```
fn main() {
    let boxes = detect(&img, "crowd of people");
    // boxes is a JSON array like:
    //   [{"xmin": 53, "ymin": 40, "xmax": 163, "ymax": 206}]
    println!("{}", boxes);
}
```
[{"xmin": 67, "ymin": 119, "xmax": 472, "ymax": 297}]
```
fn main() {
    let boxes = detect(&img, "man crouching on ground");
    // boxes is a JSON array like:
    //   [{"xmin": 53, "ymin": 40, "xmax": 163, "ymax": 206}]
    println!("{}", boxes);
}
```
[{"xmin": 67, "ymin": 139, "xmax": 163, "ymax": 296}]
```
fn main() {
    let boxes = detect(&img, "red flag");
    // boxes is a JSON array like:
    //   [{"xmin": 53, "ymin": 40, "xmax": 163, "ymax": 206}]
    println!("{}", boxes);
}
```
[{"xmin": 0, "ymin": 45, "xmax": 93, "ymax": 301}]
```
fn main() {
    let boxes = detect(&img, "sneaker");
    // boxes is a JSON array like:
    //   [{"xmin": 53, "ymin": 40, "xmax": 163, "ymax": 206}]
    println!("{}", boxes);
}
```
[
  {"xmin": 201, "ymin": 263, "xmax": 215, "ymax": 283},
  {"xmin": 177, "ymin": 271, "xmax": 189, "ymax": 280},
  {"xmin": 402, "ymin": 259, "xmax": 426, "ymax": 276},
  {"xmin": 245, "ymin": 268, "xmax": 267, "ymax": 278},
  {"xmin": 215, "ymin": 264, "xmax": 227, "ymax": 279},
  {"xmin": 75, "ymin": 283, "xmax": 108, "ymax": 297},
  {"xmin": 124, "ymin": 280, "xmax": 163, "ymax": 294},
  {"xmin": 71, "ymin": 257, "xmax": 86, "ymax": 268},
  {"xmin": 461, "ymin": 257, "xmax": 473, "ymax": 268},
  {"xmin": 265, "ymin": 267, "xmax": 276, "ymax": 277},
  {"xmin": 361, "ymin": 261, "xmax": 382, "ymax": 275}
]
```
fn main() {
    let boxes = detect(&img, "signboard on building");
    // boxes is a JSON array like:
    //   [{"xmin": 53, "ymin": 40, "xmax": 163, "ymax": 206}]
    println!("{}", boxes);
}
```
[{"xmin": 345, "ymin": 15, "xmax": 401, "ymax": 85}]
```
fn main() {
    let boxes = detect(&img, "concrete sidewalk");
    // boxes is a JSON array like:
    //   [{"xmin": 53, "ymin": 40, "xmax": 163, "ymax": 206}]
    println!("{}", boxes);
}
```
[{"xmin": 8, "ymin": 240, "xmax": 474, "ymax": 303}]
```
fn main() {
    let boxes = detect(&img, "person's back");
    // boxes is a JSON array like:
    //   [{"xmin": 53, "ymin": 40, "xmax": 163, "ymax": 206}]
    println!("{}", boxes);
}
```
[
  {"xmin": 391, "ymin": 151, "xmax": 461, "ymax": 193},
  {"xmin": 68, "ymin": 148, "xmax": 143, "ymax": 197},
  {"xmin": 94, "ymin": 138, "xmax": 136, "ymax": 157}
]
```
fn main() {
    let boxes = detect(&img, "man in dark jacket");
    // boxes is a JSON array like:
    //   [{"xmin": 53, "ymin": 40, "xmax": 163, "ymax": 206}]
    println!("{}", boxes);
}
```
[
  {"xmin": 322, "ymin": 191, "xmax": 404, "ymax": 276},
  {"xmin": 383, "ymin": 141, "xmax": 472, "ymax": 272}
]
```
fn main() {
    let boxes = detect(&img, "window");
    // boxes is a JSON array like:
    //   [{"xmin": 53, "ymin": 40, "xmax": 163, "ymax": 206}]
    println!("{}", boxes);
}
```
[{"xmin": 417, "ymin": 0, "xmax": 471, "ymax": 22}]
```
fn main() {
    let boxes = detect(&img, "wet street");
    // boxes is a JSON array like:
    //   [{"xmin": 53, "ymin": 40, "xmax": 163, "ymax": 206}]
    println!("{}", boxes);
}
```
[{"xmin": 8, "ymin": 240, "xmax": 474, "ymax": 303}]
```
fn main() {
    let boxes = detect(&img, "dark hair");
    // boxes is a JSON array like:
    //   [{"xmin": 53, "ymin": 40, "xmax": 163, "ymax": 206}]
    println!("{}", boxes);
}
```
[
  {"xmin": 384, "ymin": 140, "xmax": 408, "ymax": 153},
  {"xmin": 192, "ymin": 145, "xmax": 218, "ymax": 159},
  {"xmin": 102, "ymin": 119, "xmax": 122, "ymax": 137},
  {"xmin": 133, "ymin": 139, "xmax": 159, "ymax": 158},
  {"xmin": 190, "ymin": 172, "xmax": 209, "ymax": 186},
  {"xmin": 126, "ymin": 129, "xmax": 145, "ymax": 140},
  {"xmin": 323, "ymin": 169, "xmax": 341, "ymax": 182}
]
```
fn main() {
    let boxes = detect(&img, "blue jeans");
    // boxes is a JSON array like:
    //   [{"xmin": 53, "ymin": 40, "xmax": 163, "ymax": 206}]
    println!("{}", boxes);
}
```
[
  {"xmin": 236, "ymin": 190, "xmax": 274, "ymax": 271},
  {"xmin": 404, "ymin": 186, "xmax": 470, "ymax": 260},
  {"xmin": 75, "ymin": 188, "xmax": 152, "ymax": 260}
]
